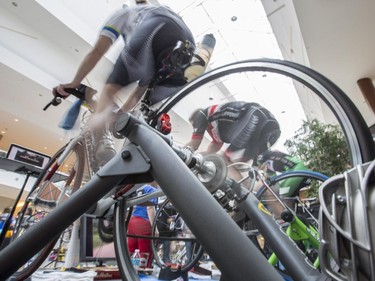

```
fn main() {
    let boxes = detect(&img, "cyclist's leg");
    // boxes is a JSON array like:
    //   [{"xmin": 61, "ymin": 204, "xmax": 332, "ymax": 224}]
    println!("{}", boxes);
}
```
[{"xmin": 129, "ymin": 216, "xmax": 153, "ymax": 268}]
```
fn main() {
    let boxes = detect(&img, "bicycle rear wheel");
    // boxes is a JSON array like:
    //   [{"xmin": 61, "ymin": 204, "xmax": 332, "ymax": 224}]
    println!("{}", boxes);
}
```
[
  {"xmin": 151, "ymin": 199, "xmax": 204, "ymax": 273},
  {"xmin": 145, "ymin": 58, "xmax": 374, "ymax": 280},
  {"xmin": 113, "ymin": 198, "xmax": 139, "ymax": 281},
  {"xmin": 154, "ymin": 58, "xmax": 375, "ymax": 166},
  {"xmin": 10, "ymin": 143, "xmax": 85, "ymax": 280},
  {"xmin": 256, "ymin": 170, "xmax": 329, "ymax": 208}
]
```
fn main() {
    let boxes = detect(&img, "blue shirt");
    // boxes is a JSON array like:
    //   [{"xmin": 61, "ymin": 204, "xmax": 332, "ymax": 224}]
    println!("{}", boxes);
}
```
[{"xmin": 132, "ymin": 185, "xmax": 157, "ymax": 220}]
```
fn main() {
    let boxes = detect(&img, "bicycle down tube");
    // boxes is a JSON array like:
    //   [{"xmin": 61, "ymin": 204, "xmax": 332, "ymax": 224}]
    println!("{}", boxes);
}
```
[{"xmin": 0, "ymin": 112, "xmax": 283, "ymax": 281}]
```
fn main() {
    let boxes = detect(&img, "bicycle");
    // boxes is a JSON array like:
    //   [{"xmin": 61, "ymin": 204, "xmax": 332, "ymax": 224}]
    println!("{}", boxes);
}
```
[
  {"xmin": 6, "ymin": 41, "xmax": 202, "ymax": 280},
  {"xmin": 0, "ymin": 58, "xmax": 374, "ymax": 281},
  {"xmin": 249, "ymin": 170, "xmax": 329, "ymax": 276},
  {"xmin": 8, "ymin": 85, "xmax": 103, "ymax": 280}
]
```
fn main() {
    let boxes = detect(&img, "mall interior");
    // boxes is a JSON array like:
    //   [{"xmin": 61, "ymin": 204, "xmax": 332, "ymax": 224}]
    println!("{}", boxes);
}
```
[{"xmin": 0, "ymin": 0, "xmax": 375, "ymax": 280}]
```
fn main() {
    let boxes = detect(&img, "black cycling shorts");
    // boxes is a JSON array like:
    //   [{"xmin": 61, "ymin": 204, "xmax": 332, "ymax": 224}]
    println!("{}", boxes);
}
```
[{"xmin": 107, "ymin": 16, "xmax": 194, "ymax": 88}]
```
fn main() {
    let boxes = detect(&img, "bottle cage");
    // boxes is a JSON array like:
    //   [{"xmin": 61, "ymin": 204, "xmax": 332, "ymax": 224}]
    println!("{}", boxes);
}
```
[
  {"xmin": 155, "ymin": 40, "xmax": 195, "ymax": 85},
  {"xmin": 141, "ymin": 40, "xmax": 195, "ymax": 109}
]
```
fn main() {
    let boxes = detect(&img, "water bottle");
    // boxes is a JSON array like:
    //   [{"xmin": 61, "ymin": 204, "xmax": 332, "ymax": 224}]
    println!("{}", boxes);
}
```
[
  {"xmin": 131, "ymin": 249, "xmax": 141, "ymax": 269},
  {"xmin": 184, "ymin": 33, "xmax": 216, "ymax": 82}
]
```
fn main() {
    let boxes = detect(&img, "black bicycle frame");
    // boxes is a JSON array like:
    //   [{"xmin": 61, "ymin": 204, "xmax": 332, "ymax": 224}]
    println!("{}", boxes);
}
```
[{"xmin": 0, "ymin": 113, "xmax": 283, "ymax": 281}]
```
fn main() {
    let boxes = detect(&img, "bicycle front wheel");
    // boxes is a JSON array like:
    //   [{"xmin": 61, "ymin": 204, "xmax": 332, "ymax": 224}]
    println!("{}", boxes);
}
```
[{"xmin": 10, "ymin": 143, "xmax": 85, "ymax": 280}]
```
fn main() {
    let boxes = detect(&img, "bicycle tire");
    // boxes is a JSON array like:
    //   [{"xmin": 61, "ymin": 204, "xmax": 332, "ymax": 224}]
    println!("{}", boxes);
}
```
[
  {"xmin": 154, "ymin": 58, "xmax": 375, "ymax": 166},
  {"xmin": 10, "ymin": 143, "xmax": 85, "ymax": 280},
  {"xmin": 256, "ymin": 170, "xmax": 329, "ymax": 199},
  {"xmin": 151, "ymin": 199, "xmax": 204, "ymax": 272},
  {"xmin": 113, "ymin": 199, "xmax": 140, "ymax": 281}
]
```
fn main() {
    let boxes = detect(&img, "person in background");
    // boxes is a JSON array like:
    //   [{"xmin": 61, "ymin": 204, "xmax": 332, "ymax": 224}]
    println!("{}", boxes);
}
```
[
  {"xmin": 185, "ymin": 101, "xmax": 281, "ymax": 180},
  {"xmin": 0, "ymin": 207, "xmax": 15, "ymax": 234},
  {"xmin": 127, "ymin": 182, "xmax": 158, "ymax": 268},
  {"xmin": 255, "ymin": 149, "xmax": 309, "ymax": 218},
  {"xmin": 0, "ymin": 207, "xmax": 16, "ymax": 249},
  {"xmin": 257, "ymin": 149, "xmax": 309, "ymax": 197}
]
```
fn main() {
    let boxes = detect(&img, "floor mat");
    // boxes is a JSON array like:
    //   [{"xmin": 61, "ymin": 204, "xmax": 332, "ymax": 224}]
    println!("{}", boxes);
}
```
[{"xmin": 140, "ymin": 272, "xmax": 218, "ymax": 281}]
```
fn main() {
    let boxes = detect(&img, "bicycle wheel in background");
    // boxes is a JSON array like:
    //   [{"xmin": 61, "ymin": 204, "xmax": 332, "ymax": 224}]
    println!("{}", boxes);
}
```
[
  {"xmin": 256, "ymin": 170, "xmax": 329, "ymax": 223},
  {"xmin": 253, "ymin": 170, "xmax": 328, "ymax": 273},
  {"xmin": 10, "ymin": 143, "xmax": 85, "ymax": 281},
  {"xmin": 151, "ymin": 199, "xmax": 204, "ymax": 273},
  {"xmin": 113, "ymin": 198, "xmax": 139, "ymax": 281}
]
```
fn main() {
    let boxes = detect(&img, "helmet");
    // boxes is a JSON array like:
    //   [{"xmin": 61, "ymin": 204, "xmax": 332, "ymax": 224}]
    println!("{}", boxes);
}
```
[{"xmin": 319, "ymin": 161, "xmax": 375, "ymax": 281}]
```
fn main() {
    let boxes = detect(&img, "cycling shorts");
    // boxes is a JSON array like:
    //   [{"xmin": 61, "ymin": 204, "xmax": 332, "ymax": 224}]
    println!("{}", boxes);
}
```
[{"xmin": 107, "ymin": 16, "xmax": 194, "ymax": 88}]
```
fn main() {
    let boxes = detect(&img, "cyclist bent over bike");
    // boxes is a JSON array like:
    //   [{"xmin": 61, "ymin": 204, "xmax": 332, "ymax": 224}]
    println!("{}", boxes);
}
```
[{"xmin": 185, "ymin": 101, "xmax": 281, "ymax": 180}]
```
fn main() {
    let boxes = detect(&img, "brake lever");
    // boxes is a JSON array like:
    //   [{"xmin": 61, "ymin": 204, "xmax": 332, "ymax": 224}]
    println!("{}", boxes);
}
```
[
  {"xmin": 44, "ymin": 85, "xmax": 89, "ymax": 111},
  {"xmin": 43, "ymin": 96, "xmax": 62, "ymax": 111}
]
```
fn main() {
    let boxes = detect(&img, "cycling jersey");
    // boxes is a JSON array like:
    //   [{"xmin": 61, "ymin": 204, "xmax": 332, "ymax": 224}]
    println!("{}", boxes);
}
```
[
  {"xmin": 101, "ymin": 4, "xmax": 194, "ymax": 89},
  {"xmin": 191, "ymin": 101, "xmax": 281, "ymax": 161}
]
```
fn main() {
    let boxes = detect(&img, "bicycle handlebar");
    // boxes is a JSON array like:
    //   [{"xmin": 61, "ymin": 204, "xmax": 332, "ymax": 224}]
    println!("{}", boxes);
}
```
[{"xmin": 44, "ymin": 84, "xmax": 94, "ymax": 111}]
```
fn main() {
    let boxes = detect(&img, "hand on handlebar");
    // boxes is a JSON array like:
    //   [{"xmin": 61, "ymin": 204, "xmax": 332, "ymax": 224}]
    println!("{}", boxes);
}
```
[{"xmin": 52, "ymin": 83, "xmax": 80, "ymax": 99}]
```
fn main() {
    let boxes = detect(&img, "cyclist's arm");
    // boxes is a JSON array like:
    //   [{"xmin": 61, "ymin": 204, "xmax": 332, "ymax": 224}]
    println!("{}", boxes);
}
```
[
  {"xmin": 184, "ymin": 138, "xmax": 203, "ymax": 151},
  {"xmin": 184, "ymin": 138, "xmax": 222, "ymax": 155},
  {"xmin": 206, "ymin": 141, "xmax": 223, "ymax": 154},
  {"xmin": 55, "ymin": 35, "xmax": 112, "ymax": 96},
  {"xmin": 121, "ymin": 85, "xmax": 148, "ymax": 112},
  {"xmin": 71, "ymin": 35, "xmax": 112, "ymax": 86},
  {"xmin": 184, "ymin": 112, "xmax": 208, "ymax": 151}
]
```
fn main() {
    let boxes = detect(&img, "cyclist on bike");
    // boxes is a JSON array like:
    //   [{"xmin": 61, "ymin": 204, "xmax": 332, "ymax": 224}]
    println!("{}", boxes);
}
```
[
  {"xmin": 257, "ymin": 149, "xmax": 308, "ymax": 197},
  {"xmin": 53, "ymin": 0, "xmax": 195, "ymax": 153},
  {"xmin": 185, "ymin": 101, "xmax": 281, "ymax": 180}
]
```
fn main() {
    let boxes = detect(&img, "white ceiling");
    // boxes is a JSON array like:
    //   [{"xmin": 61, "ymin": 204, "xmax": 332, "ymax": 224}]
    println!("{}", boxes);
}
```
[{"xmin": 0, "ymin": 0, "xmax": 374, "ymax": 158}]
